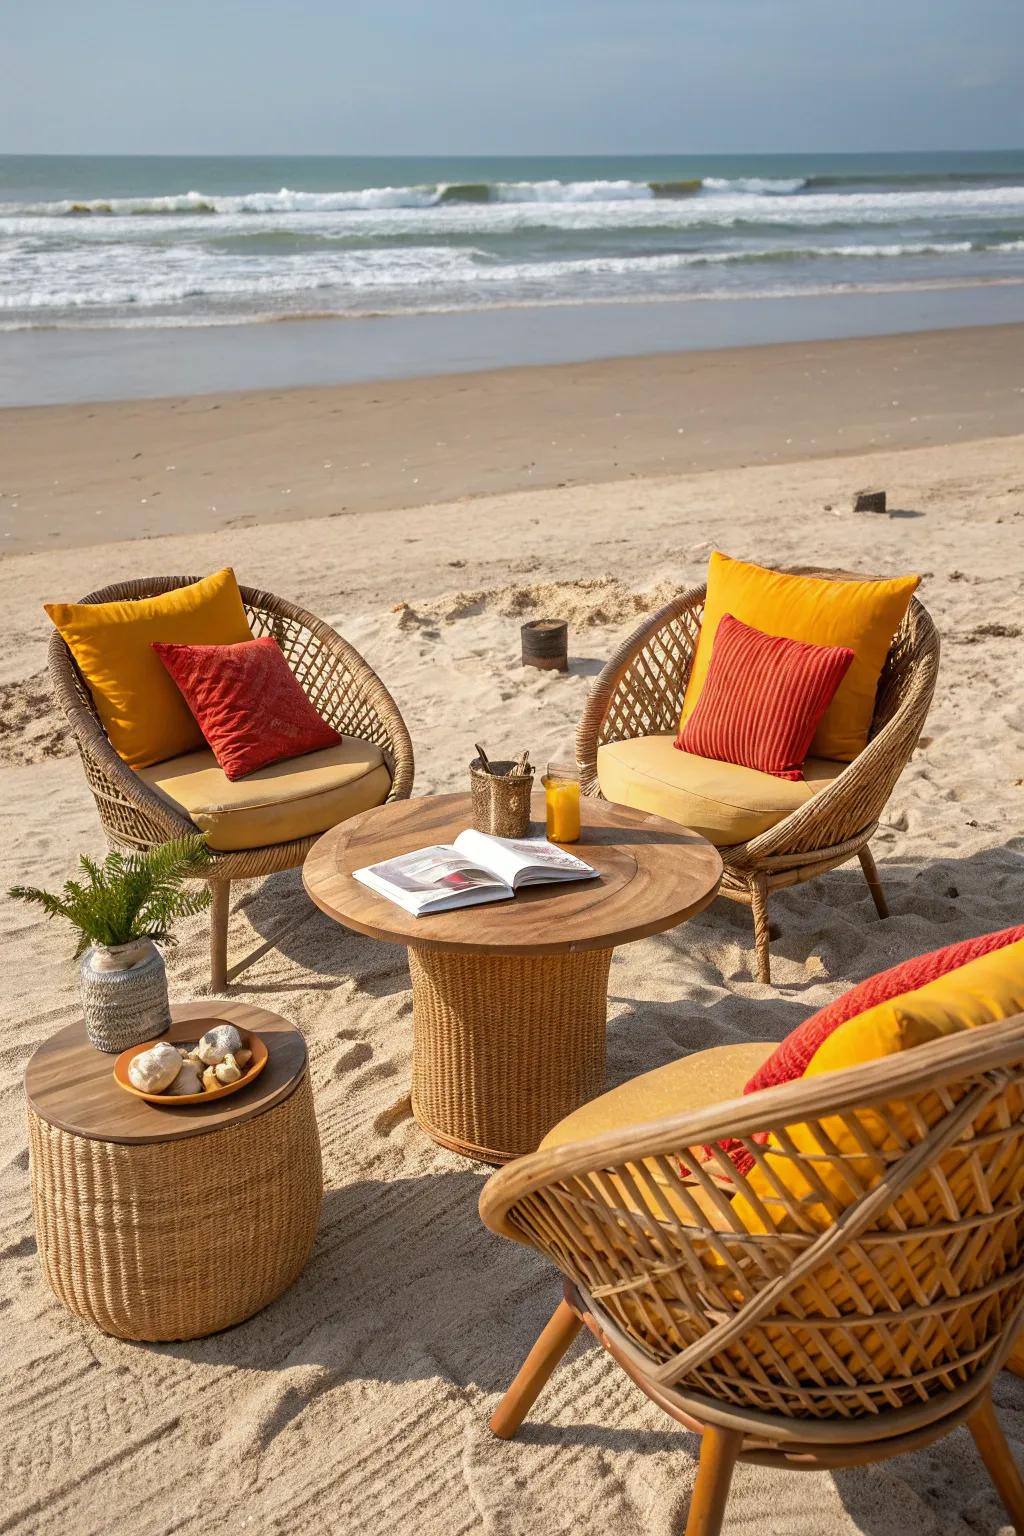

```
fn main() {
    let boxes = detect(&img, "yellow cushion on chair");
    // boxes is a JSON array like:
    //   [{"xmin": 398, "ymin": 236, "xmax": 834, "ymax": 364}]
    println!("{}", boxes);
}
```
[
  {"xmin": 597, "ymin": 733, "xmax": 843, "ymax": 846},
  {"xmin": 139, "ymin": 737, "xmax": 392, "ymax": 851},
  {"xmin": 730, "ymin": 938, "xmax": 1024, "ymax": 1233},
  {"xmin": 45, "ymin": 569, "xmax": 253, "ymax": 769},
  {"xmin": 679, "ymin": 552, "xmax": 919, "ymax": 761},
  {"xmin": 540, "ymin": 1042, "xmax": 775, "ymax": 1224}
]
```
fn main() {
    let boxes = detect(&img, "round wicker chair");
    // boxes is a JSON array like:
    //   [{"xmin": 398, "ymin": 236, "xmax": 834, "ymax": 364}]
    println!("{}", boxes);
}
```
[
  {"xmin": 576, "ymin": 572, "xmax": 940, "ymax": 983},
  {"xmin": 481, "ymin": 1014, "xmax": 1024, "ymax": 1536},
  {"xmin": 49, "ymin": 577, "xmax": 414, "ymax": 990}
]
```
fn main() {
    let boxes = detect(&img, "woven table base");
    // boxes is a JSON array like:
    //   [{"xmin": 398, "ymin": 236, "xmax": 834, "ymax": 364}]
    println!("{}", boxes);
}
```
[
  {"xmin": 408, "ymin": 946, "xmax": 613, "ymax": 1163},
  {"xmin": 28, "ymin": 1072, "xmax": 322, "ymax": 1341}
]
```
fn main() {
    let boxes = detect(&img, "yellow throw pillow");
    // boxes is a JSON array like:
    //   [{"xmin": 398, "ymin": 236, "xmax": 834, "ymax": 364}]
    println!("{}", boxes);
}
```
[
  {"xmin": 722, "ymin": 942, "xmax": 1024, "ymax": 1386},
  {"xmin": 680, "ymin": 552, "xmax": 920, "ymax": 761},
  {"xmin": 805, "ymin": 937, "xmax": 1024, "ymax": 1080},
  {"xmin": 46, "ymin": 570, "xmax": 253, "ymax": 769},
  {"xmin": 732, "ymin": 938, "xmax": 1024, "ymax": 1235}
]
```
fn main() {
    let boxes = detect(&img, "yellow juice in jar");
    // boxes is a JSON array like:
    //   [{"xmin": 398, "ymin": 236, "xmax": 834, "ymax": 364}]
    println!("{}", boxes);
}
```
[{"xmin": 543, "ymin": 775, "xmax": 581, "ymax": 843}]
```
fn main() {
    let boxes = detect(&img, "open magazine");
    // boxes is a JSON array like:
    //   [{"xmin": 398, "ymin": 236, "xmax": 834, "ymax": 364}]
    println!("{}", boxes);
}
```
[{"xmin": 353, "ymin": 829, "xmax": 598, "ymax": 916}]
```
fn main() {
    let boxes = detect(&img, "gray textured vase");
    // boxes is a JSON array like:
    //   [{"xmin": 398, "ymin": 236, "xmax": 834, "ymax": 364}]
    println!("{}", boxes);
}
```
[{"xmin": 79, "ymin": 939, "xmax": 172, "ymax": 1053}]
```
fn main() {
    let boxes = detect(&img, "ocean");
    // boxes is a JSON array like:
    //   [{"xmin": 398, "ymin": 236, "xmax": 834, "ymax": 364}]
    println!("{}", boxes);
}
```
[{"xmin": 3, "ymin": 151, "xmax": 1024, "ymax": 332}]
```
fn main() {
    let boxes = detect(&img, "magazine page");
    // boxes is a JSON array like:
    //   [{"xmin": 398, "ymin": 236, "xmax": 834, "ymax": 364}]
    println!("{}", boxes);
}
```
[
  {"xmin": 452, "ymin": 829, "xmax": 596, "ymax": 887},
  {"xmin": 353, "ymin": 844, "xmax": 513, "ymax": 915}
]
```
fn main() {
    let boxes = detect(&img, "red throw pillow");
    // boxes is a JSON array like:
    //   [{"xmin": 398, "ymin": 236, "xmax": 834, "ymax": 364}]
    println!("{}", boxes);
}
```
[
  {"xmin": 153, "ymin": 636, "xmax": 340, "ymax": 780},
  {"xmin": 745, "ymin": 922, "xmax": 1024, "ymax": 1095},
  {"xmin": 698, "ymin": 923, "xmax": 1024, "ymax": 1180},
  {"xmin": 675, "ymin": 613, "xmax": 854, "ymax": 781}
]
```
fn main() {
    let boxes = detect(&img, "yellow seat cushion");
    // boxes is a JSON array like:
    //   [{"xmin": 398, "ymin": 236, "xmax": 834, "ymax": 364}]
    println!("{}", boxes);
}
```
[
  {"xmin": 46, "ymin": 569, "xmax": 253, "ymax": 770},
  {"xmin": 541, "ymin": 1042, "xmax": 775, "ymax": 1224},
  {"xmin": 679, "ymin": 552, "xmax": 920, "ymax": 761},
  {"xmin": 597, "ymin": 733, "xmax": 843, "ymax": 847},
  {"xmin": 139, "ymin": 737, "xmax": 391, "ymax": 852}
]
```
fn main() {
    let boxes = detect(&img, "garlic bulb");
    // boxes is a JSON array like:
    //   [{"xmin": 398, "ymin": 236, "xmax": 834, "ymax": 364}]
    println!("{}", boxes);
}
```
[
  {"xmin": 165, "ymin": 1061, "xmax": 204, "ymax": 1095},
  {"xmin": 197, "ymin": 1024, "xmax": 243, "ymax": 1065},
  {"xmin": 214, "ymin": 1054, "xmax": 242, "ymax": 1085},
  {"xmin": 128, "ymin": 1041, "xmax": 183, "ymax": 1094}
]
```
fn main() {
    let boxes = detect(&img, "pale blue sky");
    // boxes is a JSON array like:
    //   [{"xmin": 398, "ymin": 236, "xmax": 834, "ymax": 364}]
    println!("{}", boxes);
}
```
[{"xmin": 3, "ymin": 0, "xmax": 1022, "ymax": 155}]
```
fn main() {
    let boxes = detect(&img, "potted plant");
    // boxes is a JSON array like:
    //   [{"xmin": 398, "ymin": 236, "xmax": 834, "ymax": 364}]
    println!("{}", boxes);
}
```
[{"xmin": 10, "ymin": 836, "xmax": 212, "ymax": 1053}]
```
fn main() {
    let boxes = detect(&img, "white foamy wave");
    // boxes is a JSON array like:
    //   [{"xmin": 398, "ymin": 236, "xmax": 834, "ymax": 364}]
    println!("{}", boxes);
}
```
[
  {"xmin": 490, "ymin": 179, "xmax": 652, "ymax": 203},
  {"xmin": 3, "ymin": 185, "xmax": 449, "ymax": 218},
  {"xmin": 703, "ymin": 176, "xmax": 807, "ymax": 194},
  {"xmin": 1, "ymin": 236, "xmax": 1006, "ymax": 319}
]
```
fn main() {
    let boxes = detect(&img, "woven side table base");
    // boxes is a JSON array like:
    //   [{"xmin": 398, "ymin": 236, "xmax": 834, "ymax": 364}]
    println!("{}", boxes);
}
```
[
  {"xmin": 28, "ymin": 1072, "xmax": 322, "ymax": 1341},
  {"xmin": 408, "ymin": 946, "xmax": 613, "ymax": 1163}
]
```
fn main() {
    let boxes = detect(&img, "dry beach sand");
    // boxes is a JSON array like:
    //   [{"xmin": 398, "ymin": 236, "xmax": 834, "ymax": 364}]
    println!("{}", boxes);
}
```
[{"xmin": 1, "ymin": 344, "xmax": 1024, "ymax": 1534}]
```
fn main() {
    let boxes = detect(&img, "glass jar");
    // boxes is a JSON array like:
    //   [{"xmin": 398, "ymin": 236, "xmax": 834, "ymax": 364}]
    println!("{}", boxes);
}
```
[{"xmin": 543, "ymin": 759, "xmax": 582, "ymax": 843}]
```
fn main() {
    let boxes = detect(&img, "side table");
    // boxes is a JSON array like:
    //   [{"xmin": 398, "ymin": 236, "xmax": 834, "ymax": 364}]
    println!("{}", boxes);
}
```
[{"xmin": 25, "ymin": 1000, "xmax": 322, "ymax": 1342}]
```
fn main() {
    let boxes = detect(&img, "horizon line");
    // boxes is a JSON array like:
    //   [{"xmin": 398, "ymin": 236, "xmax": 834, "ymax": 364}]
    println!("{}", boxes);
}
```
[{"xmin": 3, "ymin": 147, "xmax": 1024, "ymax": 160}]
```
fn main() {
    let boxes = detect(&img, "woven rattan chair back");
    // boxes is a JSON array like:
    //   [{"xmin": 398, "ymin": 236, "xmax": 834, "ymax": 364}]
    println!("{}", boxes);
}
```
[
  {"xmin": 481, "ymin": 1014, "xmax": 1024, "ymax": 1431},
  {"xmin": 575, "ymin": 570, "xmax": 940, "ymax": 982},
  {"xmin": 48, "ymin": 576, "xmax": 414, "ymax": 987}
]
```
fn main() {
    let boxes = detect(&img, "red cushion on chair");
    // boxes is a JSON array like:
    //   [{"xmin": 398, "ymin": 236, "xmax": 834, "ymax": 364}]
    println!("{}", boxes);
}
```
[
  {"xmin": 744, "ymin": 922, "xmax": 1024, "ymax": 1095},
  {"xmin": 153, "ymin": 636, "xmax": 340, "ymax": 780},
  {"xmin": 675, "ymin": 614, "xmax": 854, "ymax": 781}
]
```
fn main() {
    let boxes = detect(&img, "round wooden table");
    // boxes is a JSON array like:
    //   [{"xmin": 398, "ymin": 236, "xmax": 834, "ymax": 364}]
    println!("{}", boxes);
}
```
[
  {"xmin": 25, "ymin": 1001, "xmax": 322, "ymax": 1341},
  {"xmin": 303, "ymin": 793, "xmax": 722, "ymax": 1163}
]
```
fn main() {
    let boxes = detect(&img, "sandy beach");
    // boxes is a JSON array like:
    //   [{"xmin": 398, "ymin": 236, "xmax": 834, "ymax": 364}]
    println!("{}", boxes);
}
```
[{"xmin": 2, "ymin": 332, "xmax": 1024, "ymax": 1535}]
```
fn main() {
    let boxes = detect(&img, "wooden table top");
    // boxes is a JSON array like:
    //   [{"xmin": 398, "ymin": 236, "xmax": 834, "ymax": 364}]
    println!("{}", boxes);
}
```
[
  {"xmin": 303, "ymin": 792, "xmax": 722, "ymax": 957},
  {"xmin": 25, "ymin": 1001, "xmax": 307, "ymax": 1145}
]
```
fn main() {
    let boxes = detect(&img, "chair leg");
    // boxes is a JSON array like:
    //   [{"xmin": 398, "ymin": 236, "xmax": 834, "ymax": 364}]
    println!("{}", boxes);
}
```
[
  {"xmin": 750, "ymin": 877, "xmax": 772, "ymax": 985},
  {"xmin": 858, "ymin": 844, "xmax": 889, "ymax": 919},
  {"xmin": 967, "ymin": 1391, "xmax": 1024, "ymax": 1532},
  {"xmin": 489, "ymin": 1298, "xmax": 582, "ymax": 1440},
  {"xmin": 209, "ymin": 879, "xmax": 230, "ymax": 993},
  {"xmin": 685, "ymin": 1426, "xmax": 742, "ymax": 1536}
]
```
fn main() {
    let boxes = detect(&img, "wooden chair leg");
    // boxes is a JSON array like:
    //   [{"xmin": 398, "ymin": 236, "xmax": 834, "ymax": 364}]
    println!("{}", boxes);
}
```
[
  {"xmin": 685, "ymin": 1426, "xmax": 742, "ymax": 1536},
  {"xmin": 489, "ymin": 1298, "xmax": 582, "ymax": 1440},
  {"xmin": 209, "ymin": 879, "xmax": 230, "ymax": 993},
  {"xmin": 967, "ymin": 1392, "xmax": 1024, "ymax": 1532},
  {"xmin": 750, "ymin": 877, "xmax": 772, "ymax": 985},
  {"xmin": 858, "ymin": 845, "xmax": 889, "ymax": 919}
]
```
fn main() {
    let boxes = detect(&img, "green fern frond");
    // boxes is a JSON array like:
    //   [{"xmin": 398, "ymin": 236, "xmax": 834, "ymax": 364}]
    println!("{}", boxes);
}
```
[{"xmin": 8, "ymin": 835, "xmax": 213, "ymax": 956}]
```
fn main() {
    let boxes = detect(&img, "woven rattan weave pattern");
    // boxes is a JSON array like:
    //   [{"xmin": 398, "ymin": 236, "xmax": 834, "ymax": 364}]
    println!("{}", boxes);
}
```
[{"xmin": 481, "ymin": 1014, "xmax": 1024, "ymax": 1534}]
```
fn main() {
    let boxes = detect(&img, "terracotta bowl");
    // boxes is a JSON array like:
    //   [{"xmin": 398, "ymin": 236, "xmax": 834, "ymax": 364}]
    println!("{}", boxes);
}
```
[{"xmin": 113, "ymin": 1026, "xmax": 268, "ymax": 1105}]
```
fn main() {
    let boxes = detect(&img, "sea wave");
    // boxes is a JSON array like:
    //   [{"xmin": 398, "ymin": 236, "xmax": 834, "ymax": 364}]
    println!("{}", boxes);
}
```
[
  {"xmin": 4, "ymin": 273, "xmax": 1024, "ymax": 333},
  {"xmin": 10, "ymin": 172, "xmax": 1024, "ymax": 220},
  {"xmin": 3, "ymin": 237, "xmax": 1016, "ymax": 315}
]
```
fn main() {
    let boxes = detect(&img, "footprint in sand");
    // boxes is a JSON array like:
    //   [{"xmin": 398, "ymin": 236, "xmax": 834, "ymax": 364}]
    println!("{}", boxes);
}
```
[
  {"xmin": 372, "ymin": 1093, "xmax": 413, "ymax": 1137},
  {"xmin": 332, "ymin": 1041, "xmax": 373, "ymax": 1075}
]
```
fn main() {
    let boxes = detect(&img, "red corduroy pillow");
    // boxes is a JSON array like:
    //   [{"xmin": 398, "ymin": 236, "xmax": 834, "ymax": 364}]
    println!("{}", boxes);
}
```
[
  {"xmin": 153, "ymin": 636, "xmax": 340, "ymax": 780},
  {"xmin": 744, "ymin": 922, "xmax": 1024, "ymax": 1096},
  {"xmin": 675, "ymin": 613, "xmax": 854, "ymax": 781}
]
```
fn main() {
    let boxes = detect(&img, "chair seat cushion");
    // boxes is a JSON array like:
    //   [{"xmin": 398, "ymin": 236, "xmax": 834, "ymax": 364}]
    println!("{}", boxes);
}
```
[
  {"xmin": 540, "ymin": 1042, "xmax": 775, "ymax": 1224},
  {"xmin": 596, "ymin": 733, "xmax": 844, "ymax": 847},
  {"xmin": 139, "ymin": 737, "xmax": 391, "ymax": 852}
]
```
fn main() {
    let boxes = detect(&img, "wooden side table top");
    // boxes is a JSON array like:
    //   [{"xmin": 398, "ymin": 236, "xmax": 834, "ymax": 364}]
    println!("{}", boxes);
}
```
[
  {"xmin": 25, "ymin": 1000, "xmax": 307, "ymax": 1146},
  {"xmin": 303, "ymin": 792, "xmax": 723, "ymax": 957}
]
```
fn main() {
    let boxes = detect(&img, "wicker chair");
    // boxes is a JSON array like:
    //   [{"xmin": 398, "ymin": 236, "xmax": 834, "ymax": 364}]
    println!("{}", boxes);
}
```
[
  {"xmin": 481, "ymin": 1014, "xmax": 1024, "ymax": 1536},
  {"xmin": 49, "ymin": 577, "xmax": 414, "ymax": 989},
  {"xmin": 576, "ymin": 573, "xmax": 940, "ymax": 984}
]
